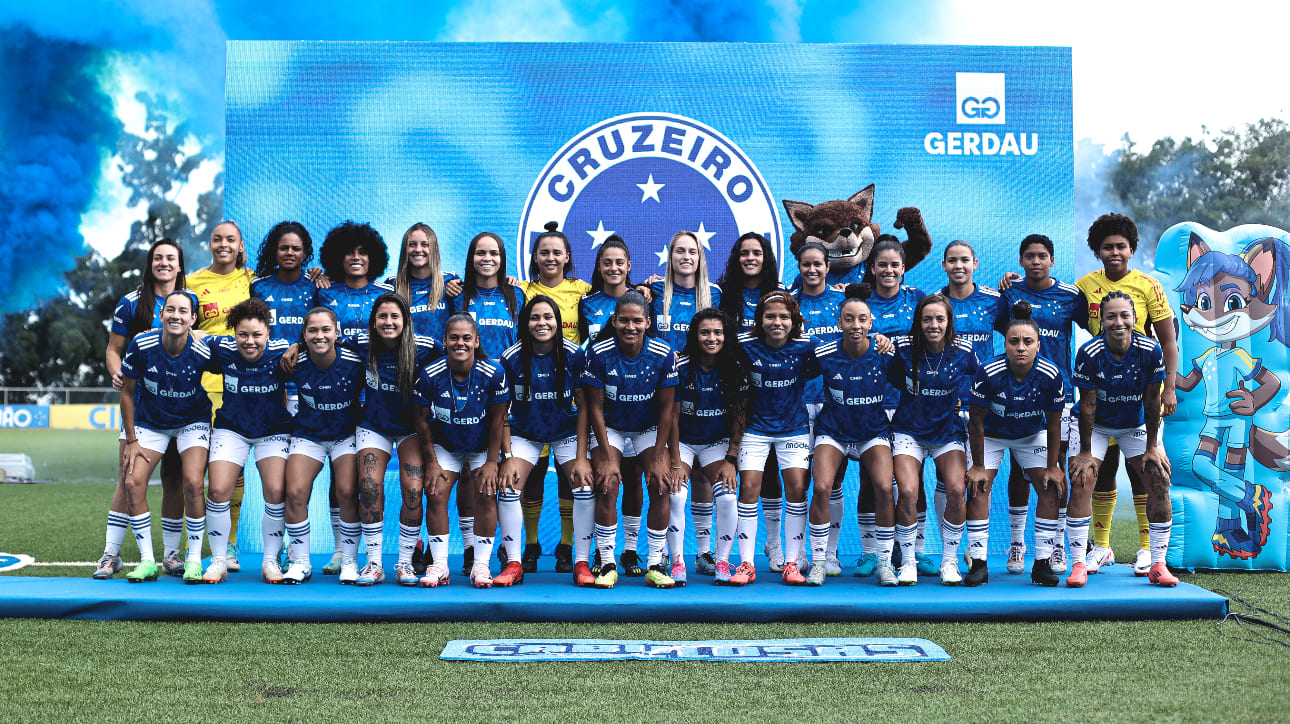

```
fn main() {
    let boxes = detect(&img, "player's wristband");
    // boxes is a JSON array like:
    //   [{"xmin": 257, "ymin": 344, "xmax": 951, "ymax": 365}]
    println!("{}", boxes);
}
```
[{"xmin": 724, "ymin": 454, "xmax": 737, "ymax": 465}]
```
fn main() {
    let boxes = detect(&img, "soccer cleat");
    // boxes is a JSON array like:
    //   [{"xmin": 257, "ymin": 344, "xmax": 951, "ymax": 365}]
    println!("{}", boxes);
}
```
[
  {"xmin": 915, "ymin": 552, "xmax": 938, "ymax": 576},
  {"xmin": 494, "ymin": 560, "xmax": 524, "ymax": 587},
  {"xmin": 590, "ymin": 549, "xmax": 603, "ymax": 577},
  {"xmin": 644, "ymin": 563, "xmax": 676, "ymax": 588},
  {"xmin": 226, "ymin": 543, "xmax": 240, "ymax": 572},
  {"xmin": 1006, "ymin": 543, "xmax": 1026, "ymax": 574},
  {"xmin": 765, "ymin": 542, "xmax": 785, "ymax": 573},
  {"xmin": 1213, "ymin": 521, "xmax": 1262, "ymax": 560},
  {"xmin": 670, "ymin": 556, "xmax": 688, "ymax": 587},
  {"xmin": 714, "ymin": 560, "xmax": 734, "ymax": 585},
  {"xmin": 939, "ymin": 559, "xmax": 962, "ymax": 586},
  {"xmin": 825, "ymin": 555, "xmax": 842, "ymax": 577},
  {"xmin": 1050, "ymin": 544, "xmax": 1067, "ymax": 575},
  {"xmin": 92, "ymin": 554, "xmax": 122, "ymax": 580},
  {"xmin": 554, "ymin": 543, "xmax": 573, "ymax": 573},
  {"xmin": 420, "ymin": 562, "xmax": 450, "ymax": 588},
  {"xmin": 1240, "ymin": 483, "xmax": 1274, "ymax": 546},
  {"xmin": 497, "ymin": 547, "xmax": 508, "ymax": 565},
  {"xmin": 411, "ymin": 539, "xmax": 427, "ymax": 576},
  {"xmin": 522, "ymin": 543, "xmax": 542, "ymax": 574},
  {"xmin": 897, "ymin": 561, "xmax": 918, "ymax": 586},
  {"xmin": 1066, "ymin": 561, "xmax": 1088, "ymax": 588},
  {"xmin": 594, "ymin": 562, "xmax": 619, "ymax": 589},
  {"xmin": 283, "ymin": 562, "xmax": 313, "ymax": 584},
  {"xmin": 183, "ymin": 560, "xmax": 203, "ymax": 585},
  {"xmin": 338, "ymin": 558, "xmax": 359, "ymax": 584},
  {"xmin": 1133, "ymin": 548, "xmax": 1152, "ymax": 576},
  {"xmin": 573, "ymin": 561, "xmax": 596, "ymax": 587},
  {"xmin": 728, "ymin": 561, "xmax": 757, "ymax": 586},
  {"xmin": 964, "ymin": 558, "xmax": 989, "ymax": 587},
  {"xmin": 805, "ymin": 561, "xmax": 827, "ymax": 586},
  {"xmin": 162, "ymin": 550, "xmax": 185, "ymax": 577},
  {"xmin": 322, "ymin": 550, "xmax": 345, "ymax": 575},
  {"xmin": 395, "ymin": 561, "xmax": 419, "ymax": 587},
  {"xmin": 853, "ymin": 552, "xmax": 878, "ymax": 577},
  {"xmin": 278, "ymin": 548, "xmax": 290, "ymax": 574},
  {"xmin": 354, "ymin": 561, "xmax": 385, "ymax": 587},
  {"xmin": 619, "ymin": 550, "xmax": 645, "ymax": 577},
  {"xmin": 695, "ymin": 551, "xmax": 716, "ymax": 576},
  {"xmin": 471, "ymin": 561, "xmax": 494, "ymax": 588},
  {"xmin": 126, "ymin": 559, "xmax": 160, "ymax": 583},
  {"xmin": 1031, "ymin": 558, "xmax": 1059, "ymax": 587},
  {"xmin": 202, "ymin": 559, "xmax": 228, "ymax": 584},
  {"xmin": 1147, "ymin": 561, "xmax": 1179, "ymax": 587},
  {"xmin": 1085, "ymin": 545, "xmax": 1115, "ymax": 573},
  {"xmin": 262, "ymin": 558, "xmax": 284, "ymax": 584},
  {"xmin": 890, "ymin": 544, "xmax": 903, "ymax": 570},
  {"xmin": 781, "ymin": 561, "xmax": 806, "ymax": 585},
  {"xmin": 460, "ymin": 547, "xmax": 475, "ymax": 577},
  {"xmin": 877, "ymin": 563, "xmax": 898, "ymax": 587}
]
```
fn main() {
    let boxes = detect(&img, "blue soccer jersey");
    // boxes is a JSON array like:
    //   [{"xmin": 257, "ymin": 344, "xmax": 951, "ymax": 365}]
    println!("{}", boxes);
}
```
[
  {"xmin": 344, "ymin": 333, "xmax": 442, "ymax": 437},
  {"xmin": 814, "ymin": 340, "xmax": 892, "ymax": 444},
  {"xmin": 794, "ymin": 287, "xmax": 844, "ymax": 405},
  {"xmin": 385, "ymin": 272, "xmax": 460, "ymax": 342},
  {"xmin": 451, "ymin": 285, "xmax": 525, "ymax": 360},
  {"xmin": 579, "ymin": 290, "xmax": 622, "ymax": 343},
  {"xmin": 1072, "ymin": 334, "xmax": 1167, "ymax": 428},
  {"xmin": 121, "ymin": 330, "xmax": 212, "ymax": 430},
  {"xmin": 867, "ymin": 285, "xmax": 925, "ymax": 410},
  {"xmin": 251, "ymin": 273, "xmax": 317, "ymax": 343},
  {"xmin": 996, "ymin": 278, "xmax": 1088, "ymax": 403},
  {"xmin": 1188, "ymin": 346, "xmax": 1260, "ymax": 418},
  {"xmin": 204, "ymin": 335, "xmax": 291, "ymax": 438},
  {"xmin": 317, "ymin": 280, "xmax": 395, "ymax": 340},
  {"xmin": 970, "ymin": 354, "xmax": 1066, "ymax": 440},
  {"xmin": 675, "ymin": 355, "xmax": 744, "ymax": 445},
  {"xmin": 943, "ymin": 284, "xmax": 1001, "ymax": 366},
  {"xmin": 740, "ymin": 333, "xmax": 821, "ymax": 437},
  {"xmin": 415, "ymin": 357, "xmax": 510, "ymax": 453},
  {"xmin": 111, "ymin": 290, "xmax": 162, "ymax": 338},
  {"xmin": 583, "ymin": 337, "xmax": 679, "ymax": 433},
  {"xmin": 501, "ymin": 338, "xmax": 585, "ymax": 443},
  {"xmin": 888, "ymin": 336, "xmax": 978, "ymax": 444},
  {"xmin": 289, "ymin": 346, "xmax": 365, "ymax": 442},
  {"xmin": 650, "ymin": 280, "xmax": 722, "ymax": 351}
]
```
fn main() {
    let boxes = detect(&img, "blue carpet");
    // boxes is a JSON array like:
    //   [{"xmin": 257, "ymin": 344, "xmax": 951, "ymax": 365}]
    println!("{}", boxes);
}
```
[{"xmin": 0, "ymin": 554, "xmax": 1226, "ymax": 623}]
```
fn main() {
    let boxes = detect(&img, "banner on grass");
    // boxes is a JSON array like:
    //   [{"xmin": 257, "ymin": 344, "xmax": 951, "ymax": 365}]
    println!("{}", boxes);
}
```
[{"xmin": 440, "ymin": 638, "xmax": 949, "ymax": 662}]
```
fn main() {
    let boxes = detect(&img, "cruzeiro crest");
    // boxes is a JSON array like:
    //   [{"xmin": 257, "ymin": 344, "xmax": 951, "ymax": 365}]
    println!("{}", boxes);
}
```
[{"xmin": 519, "ymin": 113, "xmax": 782, "ymax": 281}]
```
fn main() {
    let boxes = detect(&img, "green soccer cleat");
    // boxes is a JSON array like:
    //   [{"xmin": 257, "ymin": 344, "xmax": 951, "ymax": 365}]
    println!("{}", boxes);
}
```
[
  {"xmin": 644, "ymin": 563, "xmax": 675, "ymax": 589},
  {"xmin": 183, "ymin": 560, "xmax": 204, "ymax": 584},
  {"xmin": 126, "ymin": 559, "xmax": 160, "ymax": 583}
]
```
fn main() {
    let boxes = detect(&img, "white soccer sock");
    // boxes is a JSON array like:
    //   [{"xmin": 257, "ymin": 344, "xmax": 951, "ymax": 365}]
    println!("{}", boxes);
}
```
[
  {"xmin": 129, "ymin": 512, "xmax": 154, "ymax": 562},
  {"xmin": 104, "ymin": 511, "xmax": 129, "ymax": 557},
  {"xmin": 595, "ymin": 523, "xmax": 617, "ymax": 567},
  {"xmin": 398, "ymin": 523, "xmax": 420, "ymax": 565},
  {"xmin": 498, "ymin": 491, "xmax": 523, "ymax": 561},
  {"xmin": 876, "ymin": 526, "xmax": 895, "ymax": 566},
  {"xmin": 427, "ymin": 533, "xmax": 448, "ymax": 567},
  {"xmin": 459, "ymin": 516, "xmax": 476, "ymax": 551},
  {"xmin": 667, "ymin": 489, "xmax": 688, "ymax": 560},
  {"xmin": 934, "ymin": 479, "xmax": 947, "ymax": 529},
  {"xmin": 1009, "ymin": 506, "xmax": 1028, "ymax": 547},
  {"xmin": 262, "ymin": 503, "xmax": 285, "ymax": 561},
  {"xmin": 1149, "ymin": 522, "xmax": 1171, "ymax": 564},
  {"xmin": 967, "ymin": 519, "xmax": 990, "ymax": 562},
  {"xmin": 784, "ymin": 500, "xmax": 808, "ymax": 564},
  {"xmin": 1067, "ymin": 515, "xmax": 1091, "ymax": 566},
  {"xmin": 858, "ymin": 512, "xmax": 877, "ymax": 555},
  {"xmin": 340, "ymin": 520, "xmax": 361, "ymax": 562},
  {"xmin": 1034, "ymin": 517, "xmax": 1058, "ymax": 561},
  {"xmin": 473, "ymin": 534, "xmax": 495, "ymax": 564},
  {"xmin": 915, "ymin": 510, "xmax": 928, "ymax": 554},
  {"xmin": 205, "ymin": 499, "xmax": 231, "ymax": 561},
  {"xmin": 895, "ymin": 524, "xmax": 916, "ymax": 567},
  {"xmin": 184, "ymin": 516, "xmax": 204, "ymax": 563},
  {"xmin": 623, "ymin": 515, "xmax": 641, "ymax": 553},
  {"xmin": 827, "ymin": 486, "xmax": 844, "ymax": 559},
  {"xmin": 762, "ymin": 496, "xmax": 783, "ymax": 549},
  {"xmin": 161, "ymin": 517, "xmax": 183, "ymax": 556},
  {"xmin": 572, "ymin": 487, "xmax": 595, "ymax": 563},
  {"xmin": 809, "ymin": 522, "xmax": 830, "ymax": 563},
  {"xmin": 942, "ymin": 520, "xmax": 965, "ymax": 565},
  {"xmin": 286, "ymin": 521, "xmax": 311, "ymax": 566},
  {"xmin": 1056, "ymin": 507, "xmax": 1068, "ymax": 551},
  {"xmin": 736, "ymin": 502, "xmax": 759, "ymax": 564},
  {"xmin": 646, "ymin": 527, "xmax": 668, "ymax": 567},
  {"xmin": 714, "ymin": 491, "xmax": 737, "ymax": 563},
  {"xmin": 330, "ymin": 507, "xmax": 342, "ymax": 553},
  {"xmin": 362, "ymin": 522, "xmax": 383, "ymax": 567}
]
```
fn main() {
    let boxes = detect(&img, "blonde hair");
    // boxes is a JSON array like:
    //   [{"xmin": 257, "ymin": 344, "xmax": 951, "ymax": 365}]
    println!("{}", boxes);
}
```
[
  {"xmin": 663, "ymin": 231, "xmax": 711, "ymax": 314},
  {"xmin": 396, "ymin": 222, "xmax": 444, "ymax": 314}
]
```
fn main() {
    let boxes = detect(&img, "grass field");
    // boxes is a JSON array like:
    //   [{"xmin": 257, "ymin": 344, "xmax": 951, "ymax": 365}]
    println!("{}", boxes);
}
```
[{"xmin": 2, "ymin": 431, "xmax": 1289, "ymax": 722}]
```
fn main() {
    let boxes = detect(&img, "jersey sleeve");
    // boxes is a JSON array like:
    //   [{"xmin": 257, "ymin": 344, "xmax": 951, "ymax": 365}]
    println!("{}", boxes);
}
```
[
  {"xmin": 1045, "ymin": 372, "xmax": 1066, "ymax": 412},
  {"xmin": 1142, "ymin": 274, "xmax": 1174, "ymax": 322},
  {"xmin": 121, "ymin": 338, "xmax": 143, "ymax": 380},
  {"xmin": 582, "ymin": 345, "xmax": 606, "ymax": 390},
  {"xmin": 1146, "ymin": 343, "xmax": 1167, "ymax": 384},
  {"xmin": 487, "ymin": 365, "xmax": 510, "ymax": 405},
  {"xmin": 993, "ymin": 289, "xmax": 1011, "ymax": 333},
  {"xmin": 568, "ymin": 345, "xmax": 586, "ymax": 388},
  {"xmin": 887, "ymin": 345, "xmax": 908, "ymax": 389},
  {"xmin": 802, "ymin": 337, "xmax": 822, "ymax": 381},
  {"xmin": 1071, "ymin": 292, "xmax": 1090, "ymax": 329},
  {"xmin": 969, "ymin": 366, "xmax": 991, "ymax": 408},
  {"xmin": 413, "ymin": 366, "xmax": 434, "ymax": 408},
  {"xmin": 203, "ymin": 335, "xmax": 230, "ymax": 373},
  {"xmin": 111, "ymin": 295, "xmax": 135, "ymax": 337},
  {"xmin": 709, "ymin": 284, "xmax": 722, "ymax": 310},
  {"xmin": 658, "ymin": 349, "xmax": 680, "ymax": 389}
]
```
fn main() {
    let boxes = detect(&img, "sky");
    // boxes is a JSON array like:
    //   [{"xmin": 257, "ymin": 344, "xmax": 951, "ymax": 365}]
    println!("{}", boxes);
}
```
[{"xmin": 1, "ymin": 0, "xmax": 1288, "ymax": 312}]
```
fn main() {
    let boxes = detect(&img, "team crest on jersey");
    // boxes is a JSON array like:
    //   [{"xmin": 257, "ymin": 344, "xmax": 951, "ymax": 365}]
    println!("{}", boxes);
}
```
[
  {"xmin": 224, "ymin": 374, "xmax": 239, "ymax": 393},
  {"xmin": 518, "ymin": 113, "xmax": 782, "ymax": 280}
]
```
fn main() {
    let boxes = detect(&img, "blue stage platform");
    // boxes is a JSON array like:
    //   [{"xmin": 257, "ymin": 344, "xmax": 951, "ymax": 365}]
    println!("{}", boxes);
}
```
[{"xmin": 0, "ymin": 555, "xmax": 1227, "ymax": 623}]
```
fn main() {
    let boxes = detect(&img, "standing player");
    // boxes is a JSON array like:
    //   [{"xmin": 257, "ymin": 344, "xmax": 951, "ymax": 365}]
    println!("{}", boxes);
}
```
[
  {"xmin": 651, "ymin": 230, "xmax": 722, "ymax": 352},
  {"xmin": 251, "ymin": 221, "xmax": 318, "ymax": 350},
  {"xmin": 452, "ymin": 231, "xmax": 525, "ymax": 359},
  {"xmin": 387, "ymin": 222, "xmax": 459, "ymax": 343},
  {"xmin": 116, "ymin": 291, "xmax": 212, "ymax": 583},
  {"xmin": 1067, "ymin": 292, "xmax": 1177, "ymax": 587}
]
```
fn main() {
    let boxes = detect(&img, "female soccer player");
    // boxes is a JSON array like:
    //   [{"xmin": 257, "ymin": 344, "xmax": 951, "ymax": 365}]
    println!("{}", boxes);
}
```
[
  {"xmin": 116, "ymin": 290, "xmax": 212, "ymax": 584},
  {"xmin": 200, "ymin": 298, "xmax": 292, "ymax": 582},
  {"xmin": 188, "ymin": 221, "xmax": 254, "ymax": 571},
  {"xmin": 386, "ymin": 222, "xmax": 459, "ymax": 343},
  {"xmin": 498, "ymin": 297, "xmax": 594, "ymax": 585},
  {"xmin": 889, "ymin": 294, "xmax": 977, "ymax": 585},
  {"xmin": 857, "ymin": 237, "xmax": 931, "ymax": 577},
  {"xmin": 95, "ymin": 238, "xmax": 188, "ymax": 580},
  {"xmin": 583, "ymin": 290, "xmax": 681, "ymax": 589},
  {"xmin": 805, "ymin": 286, "xmax": 893, "ymax": 586},
  {"xmin": 451, "ymin": 231, "xmax": 525, "ymax": 359},
  {"xmin": 964, "ymin": 303, "xmax": 1067, "ymax": 586},
  {"xmin": 1067, "ymin": 292, "xmax": 1176, "ymax": 587},
  {"xmin": 731, "ymin": 291, "xmax": 820, "ymax": 586},
  {"xmin": 651, "ymin": 230, "xmax": 722, "ymax": 352},
  {"xmin": 996, "ymin": 234, "xmax": 1088, "ymax": 575},
  {"xmin": 251, "ymin": 221, "xmax": 318, "ymax": 347},
  {"xmin": 348, "ymin": 293, "xmax": 441, "ymax": 586},
  {"xmin": 414, "ymin": 313, "xmax": 510, "ymax": 588},
  {"xmin": 669, "ymin": 308, "xmax": 747, "ymax": 585}
]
